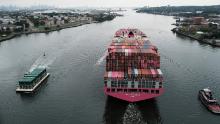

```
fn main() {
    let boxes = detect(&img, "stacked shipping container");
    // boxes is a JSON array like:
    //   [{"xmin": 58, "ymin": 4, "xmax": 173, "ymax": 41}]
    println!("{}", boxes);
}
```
[{"xmin": 104, "ymin": 29, "xmax": 164, "ymax": 102}]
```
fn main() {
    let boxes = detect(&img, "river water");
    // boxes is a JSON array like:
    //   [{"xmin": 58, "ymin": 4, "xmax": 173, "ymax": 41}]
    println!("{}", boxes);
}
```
[{"xmin": 0, "ymin": 10, "xmax": 219, "ymax": 124}]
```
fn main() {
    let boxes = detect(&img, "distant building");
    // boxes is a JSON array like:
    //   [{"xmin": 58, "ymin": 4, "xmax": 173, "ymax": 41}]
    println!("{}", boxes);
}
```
[
  {"xmin": 208, "ymin": 18, "xmax": 220, "ymax": 29},
  {"xmin": 44, "ymin": 17, "xmax": 55, "ymax": 27},
  {"xmin": 181, "ymin": 17, "xmax": 193, "ymax": 25},
  {"xmin": 196, "ymin": 31, "xmax": 204, "ymax": 35},
  {"xmin": 193, "ymin": 17, "xmax": 205, "ymax": 25},
  {"xmin": 196, "ymin": 11, "xmax": 203, "ymax": 14},
  {"xmin": 0, "ymin": 17, "xmax": 15, "ymax": 25},
  {"xmin": 0, "ymin": 24, "xmax": 16, "ymax": 32}
]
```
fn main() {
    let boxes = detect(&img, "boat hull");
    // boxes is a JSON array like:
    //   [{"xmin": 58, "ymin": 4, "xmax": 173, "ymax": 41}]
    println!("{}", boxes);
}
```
[
  {"xmin": 104, "ymin": 87, "xmax": 164, "ymax": 102},
  {"xmin": 199, "ymin": 90, "xmax": 220, "ymax": 114}
]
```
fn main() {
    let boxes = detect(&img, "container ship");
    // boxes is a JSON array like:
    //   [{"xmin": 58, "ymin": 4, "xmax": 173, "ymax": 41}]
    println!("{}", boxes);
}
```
[
  {"xmin": 16, "ymin": 68, "xmax": 50, "ymax": 93},
  {"xmin": 104, "ymin": 28, "xmax": 164, "ymax": 102}
]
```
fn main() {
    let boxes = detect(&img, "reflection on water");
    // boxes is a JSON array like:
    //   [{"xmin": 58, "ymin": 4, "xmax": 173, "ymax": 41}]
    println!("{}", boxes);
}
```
[
  {"xmin": 103, "ymin": 96, "xmax": 127, "ymax": 124},
  {"xmin": 174, "ymin": 33, "xmax": 194, "ymax": 41},
  {"xmin": 103, "ymin": 96, "xmax": 162, "ymax": 124}
]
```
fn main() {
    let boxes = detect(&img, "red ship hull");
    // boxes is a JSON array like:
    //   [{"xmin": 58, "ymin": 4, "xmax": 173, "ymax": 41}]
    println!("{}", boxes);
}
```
[{"xmin": 104, "ymin": 87, "xmax": 164, "ymax": 102}]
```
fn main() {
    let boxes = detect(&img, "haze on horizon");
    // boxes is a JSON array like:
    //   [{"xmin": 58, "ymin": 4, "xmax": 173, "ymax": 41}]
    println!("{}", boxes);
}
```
[{"xmin": 1, "ymin": 0, "xmax": 220, "ymax": 7}]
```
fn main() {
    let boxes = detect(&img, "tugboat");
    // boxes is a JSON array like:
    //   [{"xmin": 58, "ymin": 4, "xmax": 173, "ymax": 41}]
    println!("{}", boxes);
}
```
[
  {"xmin": 199, "ymin": 88, "xmax": 220, "ymax": 114},
  {"xmin": 16, "ymin": 67, "xmax": 50, "ymax": 93}
]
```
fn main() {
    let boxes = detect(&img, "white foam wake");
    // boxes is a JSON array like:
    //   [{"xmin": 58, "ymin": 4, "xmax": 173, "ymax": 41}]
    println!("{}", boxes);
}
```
[
  {"xmin": 29, "ymin": 53, "xmax": 56, "ymax": 72},
  {"xmin": 123, "ymin": 103, "xmax": 144, "ymax": 124},
  {"xmin": 95, "ymin": 50, "xmax": 108, "ymax": 66}
]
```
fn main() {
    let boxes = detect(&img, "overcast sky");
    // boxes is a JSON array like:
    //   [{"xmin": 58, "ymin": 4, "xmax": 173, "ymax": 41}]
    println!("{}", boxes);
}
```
[{"xmin": 1, "ymin": 0, "xmax": 220, "ymax": 7}]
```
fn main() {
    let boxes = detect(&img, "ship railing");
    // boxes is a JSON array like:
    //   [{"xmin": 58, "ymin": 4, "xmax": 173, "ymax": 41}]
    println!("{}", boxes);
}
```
[{"xmin": 106, "ymin": 87, "xmax": 162, "ymax": 94}]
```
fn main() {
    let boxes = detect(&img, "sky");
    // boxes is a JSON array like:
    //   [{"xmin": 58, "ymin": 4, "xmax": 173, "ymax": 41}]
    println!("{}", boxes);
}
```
[{"xmin": 1, "ymin": 0, "xmax": 220, "ymax": 7}]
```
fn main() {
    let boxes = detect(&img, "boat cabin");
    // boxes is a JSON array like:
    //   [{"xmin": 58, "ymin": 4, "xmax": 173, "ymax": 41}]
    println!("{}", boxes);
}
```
[{"xmin": 18, "ymin": 68, "xmax": 46, "ymax": 89}]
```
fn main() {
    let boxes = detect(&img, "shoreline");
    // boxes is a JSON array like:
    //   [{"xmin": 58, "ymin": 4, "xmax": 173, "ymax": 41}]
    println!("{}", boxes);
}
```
[
  {"xmin": 171, "ymin": 28, "xmax": 220, "ymax": 47},
  {"xmin": 137, "ymin": 11, "xmax": 220, "ymax": 48},
  {"xmin": 0, "ymin": 20, "xmax": 97, "ymax": 42}
]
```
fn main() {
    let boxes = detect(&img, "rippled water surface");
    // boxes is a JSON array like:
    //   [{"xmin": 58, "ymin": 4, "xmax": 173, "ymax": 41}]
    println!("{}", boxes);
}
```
[{"xmin": 0, "ymin": 10, "xmax": 220, "ymax": 124}]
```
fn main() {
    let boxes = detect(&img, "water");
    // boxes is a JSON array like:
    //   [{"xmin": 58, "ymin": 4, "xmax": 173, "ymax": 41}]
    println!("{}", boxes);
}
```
[{"xmin": 0, "ymin": 10, "xmax": 220, "ymax": 124}]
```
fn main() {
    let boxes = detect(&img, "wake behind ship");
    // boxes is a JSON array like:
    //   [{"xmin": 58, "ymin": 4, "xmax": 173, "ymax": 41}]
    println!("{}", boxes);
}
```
[{"xmin": 104, "ymin": 29, "xmax": 164, "ymax": 102}]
